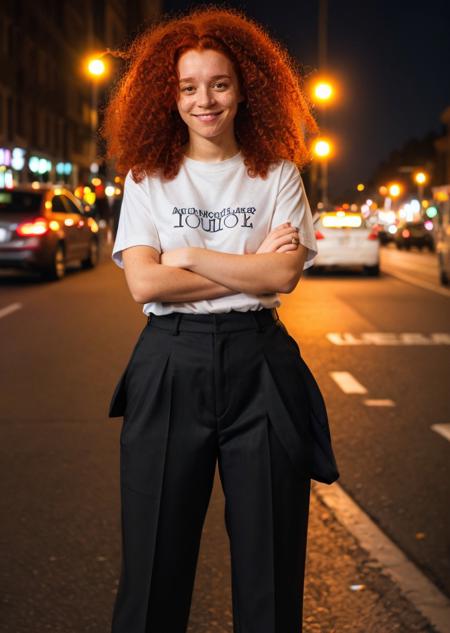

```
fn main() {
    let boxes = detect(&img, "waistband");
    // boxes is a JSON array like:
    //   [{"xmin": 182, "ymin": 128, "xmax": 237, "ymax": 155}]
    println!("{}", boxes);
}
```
[{"xmin": 147, "ymin": 308, "xmax": 280, "ymax": 334}]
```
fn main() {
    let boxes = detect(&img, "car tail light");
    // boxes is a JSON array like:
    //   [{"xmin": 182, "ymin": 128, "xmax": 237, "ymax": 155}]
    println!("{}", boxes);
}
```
[
  {"xmin": 402, "ymin": 229, "xmax": 410, "ymax": 238},
  {"xmin": 315, "ymin": 229, "xmax": 325, "ymax": 240},
  {"xmin": 16, "ymin": 217, "xmax": 49, "ymax": 237},
  {"xmin": 367, "ymin": 227, "xmax": 378, "ymax": 240}
]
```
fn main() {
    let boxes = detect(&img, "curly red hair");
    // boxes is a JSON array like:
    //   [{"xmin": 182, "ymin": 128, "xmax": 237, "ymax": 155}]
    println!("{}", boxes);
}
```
[{"xmin": 101, "ymin": 5, "xmax": 319, "ymax": 182}]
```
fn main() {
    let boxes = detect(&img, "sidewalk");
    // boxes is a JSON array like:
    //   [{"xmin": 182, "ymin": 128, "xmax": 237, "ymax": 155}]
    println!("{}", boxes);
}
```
[
  {"xmin": 187, "ymin": 471, "xmax": 443, "ymax": 632},
  {"xmin": 304, "ymin": 486, "xmax": 439, "ymax": 632}
]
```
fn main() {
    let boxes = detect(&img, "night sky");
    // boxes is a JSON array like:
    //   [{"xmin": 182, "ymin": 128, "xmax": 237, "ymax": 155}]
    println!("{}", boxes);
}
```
[{"xmin": 161, "ymin": 0, "xmax": 450, "ymax": 198}]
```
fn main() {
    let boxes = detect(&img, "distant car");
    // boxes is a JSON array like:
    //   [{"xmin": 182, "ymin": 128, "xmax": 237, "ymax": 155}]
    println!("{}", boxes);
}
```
[
  {"xmin": 377, "ymin": 223, "xmax": 397, "ymax": 245},
  {"xmin": 394, "ymin": 220, "xmax": 435, "ymax": 252},
  {"xmin": 0, "ymin": 185, "xmax": 100, "ymax": 280},
  {"xmin": 310, "ymin": 211, "xmax": 380, "ymax": 276}
]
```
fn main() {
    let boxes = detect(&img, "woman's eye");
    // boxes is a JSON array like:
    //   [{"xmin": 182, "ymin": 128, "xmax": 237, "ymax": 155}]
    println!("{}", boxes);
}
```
[{"xmin": 181, "ymin": 83, "xmax": 228, "ymax": 93}]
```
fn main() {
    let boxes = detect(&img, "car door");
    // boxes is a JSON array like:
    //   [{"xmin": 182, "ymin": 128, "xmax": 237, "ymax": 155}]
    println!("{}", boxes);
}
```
[
  {"xmin": 63, "ymin": 194, "xmax": 91, "ymax": 259},
  {"xmin": 50, "ymin": 194, "xmax": 80, "ymax": 262}
]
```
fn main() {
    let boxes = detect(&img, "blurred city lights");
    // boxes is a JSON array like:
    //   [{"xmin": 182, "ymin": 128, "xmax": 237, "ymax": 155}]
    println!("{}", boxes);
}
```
[
  {"xmin": 414, "ymin": 171, "xmax": 428, "ymax": 185},
  {"xmin": 388, "ymin": 183, "xmax": 402, "ymax": 197},
  {"xmin": 87, "ymin": 57, "xmax": 106, "ymax": 77},
  {"xmin": 357, "ymin": 183, "xmax": 365, "ymax": 192},
  {"xmin": 313, "ymin": 81, "xmax": 334, "ymax": 101},
  {"xmin": 313, "ymin": 139, "xmax": 332, "ymax": 158}
]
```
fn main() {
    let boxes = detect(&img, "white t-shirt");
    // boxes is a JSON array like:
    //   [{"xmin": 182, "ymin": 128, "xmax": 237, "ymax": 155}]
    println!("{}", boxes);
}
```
[{"xmin": 112, "ymin": 151, "xmax": 318, "ymax": 316}]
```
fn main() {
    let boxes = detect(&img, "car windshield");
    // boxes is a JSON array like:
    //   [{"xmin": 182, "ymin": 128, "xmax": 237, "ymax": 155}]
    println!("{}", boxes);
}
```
[
  {"xmin": 0, "ymin": 190, "xmax": 43, "ymax": 213},
  {"xmin": 320, "ymin": 212, "xmax": 369, "ymax": 229}
]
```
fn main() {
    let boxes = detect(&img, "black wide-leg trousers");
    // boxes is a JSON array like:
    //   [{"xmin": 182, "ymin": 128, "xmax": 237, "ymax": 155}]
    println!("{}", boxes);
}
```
[{"xmin": 108, "ymin": 308, "xmax": 316, "ymax": 633}]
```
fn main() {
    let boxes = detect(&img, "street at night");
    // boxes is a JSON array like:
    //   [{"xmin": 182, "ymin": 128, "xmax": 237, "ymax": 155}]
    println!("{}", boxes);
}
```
[
  {"xmin": 1, "ymin": 0, "xmax": 450, "ymax": 632},
  {"xmin": 1, "ymin": 242, "xmax": 449, "ymax": 632}
]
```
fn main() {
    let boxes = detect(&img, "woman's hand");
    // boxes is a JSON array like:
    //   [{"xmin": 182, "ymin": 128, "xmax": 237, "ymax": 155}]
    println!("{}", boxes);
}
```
[{"xmin": 256, "ymin": 222, "xmax": 300, "ymax": 254}]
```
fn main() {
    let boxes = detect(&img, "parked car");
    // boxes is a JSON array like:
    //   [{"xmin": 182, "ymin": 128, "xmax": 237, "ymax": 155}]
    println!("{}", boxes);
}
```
[
  {"xmin": 394, "ymin": 220, "xmax": 435, "ymax": 252},
  {"xmin": 0, "ymin": 185, "xmax": 100, "ymax": 280},
  {"xmin": 311, "ymin": 210, "xmax": 380, "ymax": 276},
  {"xmin": 435, "ymin": 195, "xmax": 450, "ymax": 286}
]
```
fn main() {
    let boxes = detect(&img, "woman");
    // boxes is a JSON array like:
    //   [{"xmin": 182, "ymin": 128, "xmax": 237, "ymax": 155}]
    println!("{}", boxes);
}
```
[{"xmin": 103, "ymin": 6, "xmax": 339, "ymax": 633}]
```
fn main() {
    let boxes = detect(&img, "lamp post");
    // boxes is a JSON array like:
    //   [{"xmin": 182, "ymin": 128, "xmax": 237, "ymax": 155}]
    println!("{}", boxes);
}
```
[
  {"xmin": 413, "ymin": 171, "xmax": 428, "ymax": 216},
  {"xmin": 313, "ymin": 138, "xmax": 333, "ymax": 207},
  {"xmin": 84, "ymin": 55, "xmax": 108, "ymax": 168}
]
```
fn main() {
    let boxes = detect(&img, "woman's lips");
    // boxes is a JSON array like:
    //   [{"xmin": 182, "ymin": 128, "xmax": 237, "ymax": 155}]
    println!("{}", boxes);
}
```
[{"xmin": 193, "ymin": 112, "xmax": 223, "ymax": 122}]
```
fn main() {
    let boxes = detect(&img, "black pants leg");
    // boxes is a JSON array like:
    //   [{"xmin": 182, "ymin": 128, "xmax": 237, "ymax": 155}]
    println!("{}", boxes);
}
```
[{"xmin": 109, "ymin": 309, "xmax": 313, "ymax": 633}]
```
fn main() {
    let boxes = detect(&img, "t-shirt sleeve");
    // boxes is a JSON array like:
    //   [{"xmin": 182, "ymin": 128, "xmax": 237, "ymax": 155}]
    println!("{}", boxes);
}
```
[
  {"xmin": 111, "ymin": 170, "xmax": 161, "ymax": 269},
  {"xmin": 269, "ymin": 161, "xmax": 318, "ymax": 270}
]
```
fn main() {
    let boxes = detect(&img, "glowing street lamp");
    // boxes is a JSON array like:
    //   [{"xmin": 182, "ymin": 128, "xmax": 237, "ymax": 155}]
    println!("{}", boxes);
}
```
[
  {"xmin": 313, "ymin": 138, "xmax": 332, "ymax": 158},
  {"xmin": 87, "ymin": 58, "xmax": 106, "ymax": 77},
  {"xmin": 388, "ymin": 183, "xmax": 402, "ymax": 198},
  {"xmin": 413, "ymin": 171, "xmax": 429, "ymax": 210},
  {"xmin": 313, "ymin": 81, "xmax": 334, "ymax": 103},
  {"xmin": 313, "ymin": 138, "xmax": 333, "ymax": 206}
]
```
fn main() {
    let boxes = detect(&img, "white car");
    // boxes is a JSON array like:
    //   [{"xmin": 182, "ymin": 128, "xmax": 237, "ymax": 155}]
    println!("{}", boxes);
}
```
[{"xmin": 310, "ymin": 211, "xmax": 380, "ymax": 276}]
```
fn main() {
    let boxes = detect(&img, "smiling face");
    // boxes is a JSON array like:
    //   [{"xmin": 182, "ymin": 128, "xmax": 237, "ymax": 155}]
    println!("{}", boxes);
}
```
[{"xmin": 176, "ymin": 48, "xmax": 244, "ymax": 153}]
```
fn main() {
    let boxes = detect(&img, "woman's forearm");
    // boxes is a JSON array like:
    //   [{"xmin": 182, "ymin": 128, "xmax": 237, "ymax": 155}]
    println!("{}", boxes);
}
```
[
  {"xmin": 137, "ymin": 264, "xmax": 241, "ymax": 304},
  {"xmin": 186, "ymin": 248, "xmax": 294, "ymax": 295}
]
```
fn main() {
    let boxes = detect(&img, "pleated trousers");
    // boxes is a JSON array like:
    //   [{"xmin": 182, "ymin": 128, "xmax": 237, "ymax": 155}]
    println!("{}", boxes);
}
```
[{"xmin": 109, "ymin": 308, "xmax": 315, "ymax": 633}]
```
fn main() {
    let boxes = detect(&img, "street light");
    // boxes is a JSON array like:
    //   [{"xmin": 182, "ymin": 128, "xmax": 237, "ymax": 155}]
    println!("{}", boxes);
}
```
[
  {"xmin": 413, "ymin": 171, "xmax": 429, "ymax": 212},
  {"xmin": 388, "ymin": 183, "xmax": 402, "ymax": 198},
  {"xmin": 313, "ymin": 138, "xmax": 333, "ymax": 206},
  {"xmin": 87, "ymin": 58, "xmax": 107, "ymax": 77},
  {"xmin": 313, "ymin": 80, "xmax": 334, "ymax": 103},
  {"xmin": 84, "ymin": 54, "xmax": 109, "ymax": 158}
]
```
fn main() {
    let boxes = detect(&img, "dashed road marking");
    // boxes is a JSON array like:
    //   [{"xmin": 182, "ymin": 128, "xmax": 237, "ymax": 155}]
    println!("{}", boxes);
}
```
[
  {"xmin": 431, "ymin": 423, "xmax": 450, "ymax": 443},
  {"xmin": 0, "ymin": 302, "xmax": 22, "ymax": 320},
  {"xmin": 330, "ymin": 371, "xmax": 368, "ymax": 394},
  {"xmin": 313, "ymin": 481, "xmax": 450, "ymax": 633},
  {"xmin": 327, "ymin": 332, "xmax": 450, "ymax": 345},
  {"xmin": 364, "ymin": 399, "xmax": 396, "ymax": 406}
]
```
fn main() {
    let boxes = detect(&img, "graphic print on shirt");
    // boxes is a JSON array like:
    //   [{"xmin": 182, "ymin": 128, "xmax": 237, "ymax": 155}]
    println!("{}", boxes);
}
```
[{"xmin": 172, "ymin": 205, "xmax": 257, "ymax": 234}]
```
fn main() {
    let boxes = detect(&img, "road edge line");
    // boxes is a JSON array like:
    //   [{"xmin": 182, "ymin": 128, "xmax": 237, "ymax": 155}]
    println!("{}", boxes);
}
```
[
  {"xmin": 312, "ymin": 480, "xmax": 450, "ymax": 633},
  {"xmin": 385, "ymin": 269, "xmax": 450, "ymax": 298}
]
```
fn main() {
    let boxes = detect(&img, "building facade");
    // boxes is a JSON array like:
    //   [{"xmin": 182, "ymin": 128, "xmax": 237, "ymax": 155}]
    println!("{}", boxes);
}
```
[{"xmin": 0, "ymin": 0, "xmax": 161, "ymax": 188}]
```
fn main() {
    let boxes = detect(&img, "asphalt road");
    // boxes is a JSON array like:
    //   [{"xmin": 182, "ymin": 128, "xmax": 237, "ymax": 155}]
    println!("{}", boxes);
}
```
[
  {"xmin": 0, "ymin": 240, "xmax": 448, "ymax": 631},
  {"xmin": 294, "ymin": 243, "xmax": 450, "ymax": 596}
]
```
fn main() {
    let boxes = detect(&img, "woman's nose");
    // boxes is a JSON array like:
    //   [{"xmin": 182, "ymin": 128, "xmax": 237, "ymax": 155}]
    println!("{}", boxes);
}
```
[{"xmin": 196, "ymin": 86, "xmax": 216, "ymax": 107}]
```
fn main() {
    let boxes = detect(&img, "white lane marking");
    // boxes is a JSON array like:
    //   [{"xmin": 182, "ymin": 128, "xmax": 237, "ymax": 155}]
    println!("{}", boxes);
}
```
[
  {"xmin": 327, "ymin": 332, "xmax": 450, "ymax": 345},
  {"xmin": 431, "ymin": 423, "xmax": 450, "ymax": 443},
  {"xmin": 364, "ymin": 399, "xmax": 396, "ymax": 407},
  {"xmin": 0, "ymin": 302, "xmax": 22, "ymax": 319},
  {"xmin": 313, "ymin": 481, "xmax": 450, "ymax": 633},
  {"xmin": 330, "ymin": 371, "xmax": 368, "ymax": 394},
  {"xmin": 386, "ymin": 269, "xmax": 450, "ymax": 298}
]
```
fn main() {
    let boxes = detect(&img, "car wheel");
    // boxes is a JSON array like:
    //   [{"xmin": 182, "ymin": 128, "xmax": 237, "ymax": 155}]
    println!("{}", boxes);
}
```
[
  {"xmin": 364, "ymin": 263, "xmax": 380, "ymax": 276},
  {"xmin": 42, "ymin": 244, "xmax": 66, "ymax": 281},
  {"xmin": 81, "ymin": 238, "xmax": 99, "ymax": 269}
]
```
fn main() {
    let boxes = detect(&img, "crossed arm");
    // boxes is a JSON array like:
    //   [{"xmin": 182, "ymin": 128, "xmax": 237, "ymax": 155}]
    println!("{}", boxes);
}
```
[{"xmin": 122, "ymin": 241, "xmax": 308, "ymax": 304}]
